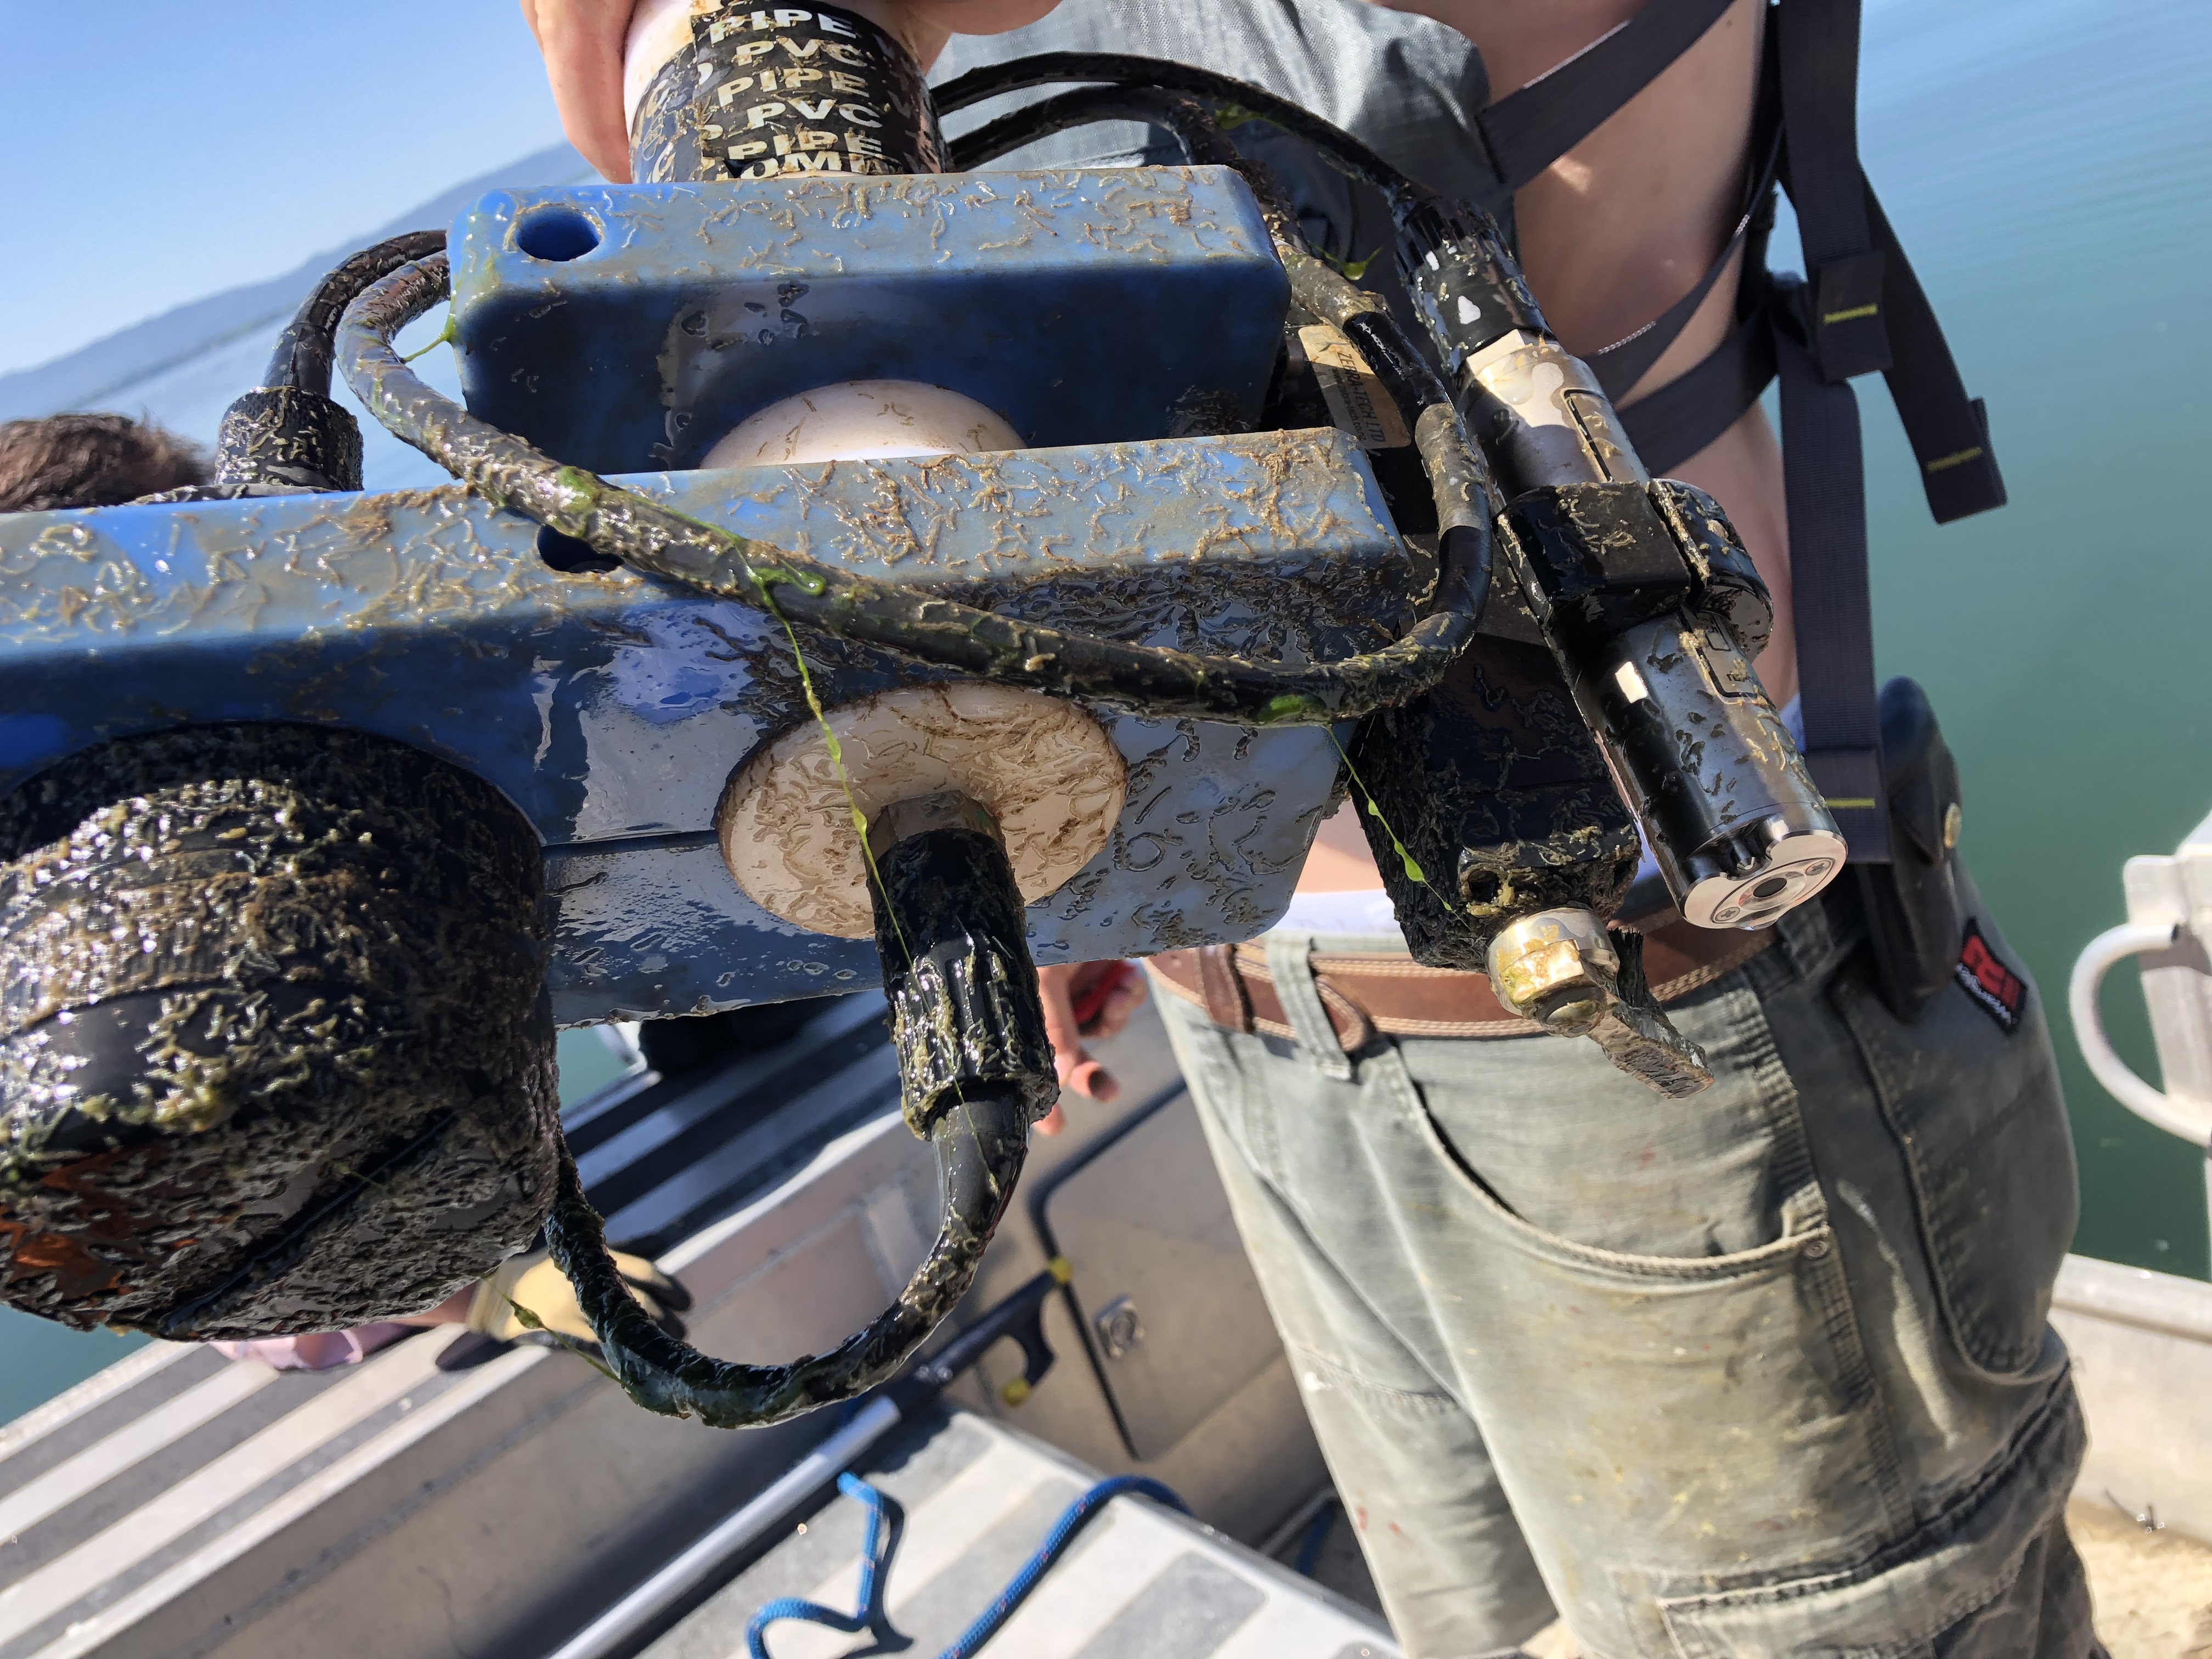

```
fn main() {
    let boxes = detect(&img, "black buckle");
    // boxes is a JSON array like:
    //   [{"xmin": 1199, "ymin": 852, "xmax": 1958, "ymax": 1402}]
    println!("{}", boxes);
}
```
[{"xmin": 1808, "ymin": 250, "xmax": 1891, "ymax": 382}]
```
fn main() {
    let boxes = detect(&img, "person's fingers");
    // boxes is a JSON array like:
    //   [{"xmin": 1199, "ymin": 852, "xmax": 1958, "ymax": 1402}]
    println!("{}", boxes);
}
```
[
  {"xmin": 609, "ymin": 1249, "xmax": 690, "ymax": 1312},
  {"xmin": 1085, "ymin": 964, "xmax": 1149, "ymax": 1041},
  {"xmin": 1036, "ymin": 963, "xmax": 1116, "ymax": 1119},
  {"xmin": 1066, "ymin": 1056, "xmax": 1116, "ymax": 1103},
  {"xmin": 1037, "ymin": 963, "xmax": 1086, "ymax": 1075},
  {"xmin": 494, "ymin": 1252, "xmax": 679, "ymax": 1343},
  {"xmin": 524, "ymin": 0, "xmax": 637, "ymax": 183}
]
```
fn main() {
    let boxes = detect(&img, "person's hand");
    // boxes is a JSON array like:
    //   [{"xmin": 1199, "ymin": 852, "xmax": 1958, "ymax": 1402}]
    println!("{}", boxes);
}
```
[
  {"xmin": 1034, "ymin": 960, "xmax": 1147, "ymax": 1135},
  {"xmin": 521, "ymin": 1, "xmax": 1066, "ymax": 184},
  {"xmin": 520, "ymin": 0, "xmax": 639, "ymax": 183},
  {"xmin": 469, "ymin": 1247, "xmax": 690, "ymax": 1344}
]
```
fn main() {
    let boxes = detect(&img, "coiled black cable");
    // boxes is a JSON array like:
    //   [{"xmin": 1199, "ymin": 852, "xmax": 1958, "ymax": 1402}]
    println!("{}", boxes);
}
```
[
  {"xmin": 336, "ymin": 232, "xmax": 1491, "ymax": 723},
  {"xmin": 265, "ymin": 229, "xmax": 448, "ymax": 398}
]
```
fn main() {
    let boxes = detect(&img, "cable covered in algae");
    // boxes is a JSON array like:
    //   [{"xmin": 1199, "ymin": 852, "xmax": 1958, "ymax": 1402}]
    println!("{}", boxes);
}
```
[
  {"xmin": 544, "ymin": 812, "xmax": 1049, "ymax": 1429},
  {"xmin": 336, "ymin": 246, "xmax": 1490, "ymax": 727},
  {"xmin": 316, "ymin": 103, "xmax": 1508, "ymax": 1422}
]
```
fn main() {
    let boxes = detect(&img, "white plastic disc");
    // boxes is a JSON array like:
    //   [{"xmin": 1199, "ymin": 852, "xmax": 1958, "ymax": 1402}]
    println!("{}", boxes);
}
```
[{"xmin": 718, "ymin": 684, "xmax": 1126, "ymax": 939}]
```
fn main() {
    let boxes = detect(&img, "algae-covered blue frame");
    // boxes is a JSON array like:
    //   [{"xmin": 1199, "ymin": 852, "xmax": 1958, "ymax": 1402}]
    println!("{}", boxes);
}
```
[
  {"xmin": 0, "ymin": 167, "xmax": 1408, "ymax": 1022},
  {"xmin": 451, "ymin": 167, "xmax": 1289, "ymax": 472},
  {"xmin": 0, "ymin": 435, "xmax": 1402, "ymax": 1022}
]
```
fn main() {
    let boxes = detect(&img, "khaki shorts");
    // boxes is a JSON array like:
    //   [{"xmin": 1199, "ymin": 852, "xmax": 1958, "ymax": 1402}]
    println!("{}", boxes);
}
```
[{"xmin": 1155, "ymin": 868, "xmax": 2095, "ymax": 1659}]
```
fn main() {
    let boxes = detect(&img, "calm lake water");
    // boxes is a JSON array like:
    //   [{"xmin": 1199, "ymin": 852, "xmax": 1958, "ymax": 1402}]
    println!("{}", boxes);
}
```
[{"xmin": 2, "ymin": 0, "xmax": 2207, "ymax": 1423}]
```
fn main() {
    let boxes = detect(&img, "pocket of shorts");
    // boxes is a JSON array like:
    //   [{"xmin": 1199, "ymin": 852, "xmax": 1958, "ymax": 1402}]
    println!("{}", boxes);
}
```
[
  {"xmin": 1832, "ymin": 912, "xmax": 2077, "ymax": 1380},
  {"xmin": 1400, "ymin": 1063, "xmax": 1921, "ymax": 1647},
  {"xmin": 1409, "ymin": 1093, "xmax": 1832, "ymax": 1283},
  {"xmin": 1656, "ymin": 1379, "xmax": 2084, "ymax": 1658}
]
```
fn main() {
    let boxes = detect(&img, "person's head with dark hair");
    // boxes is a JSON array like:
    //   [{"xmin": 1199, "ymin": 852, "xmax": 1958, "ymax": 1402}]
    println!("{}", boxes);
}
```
[{"xmin": 0, "ymin": 412, "xmax": 208, "ymax": 512}]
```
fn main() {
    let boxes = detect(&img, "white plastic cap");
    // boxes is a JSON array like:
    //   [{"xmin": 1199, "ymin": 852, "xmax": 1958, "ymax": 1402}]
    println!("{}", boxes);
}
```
[{"xmin": 700, "ymin": 380, "xmax": 1023, "ymax": 467}]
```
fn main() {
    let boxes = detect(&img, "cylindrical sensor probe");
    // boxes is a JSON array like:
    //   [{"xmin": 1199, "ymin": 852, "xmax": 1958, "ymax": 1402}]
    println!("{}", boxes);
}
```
[{"xmin": 625, "ymin": 1, "xmax": 944, "ymax": 184}]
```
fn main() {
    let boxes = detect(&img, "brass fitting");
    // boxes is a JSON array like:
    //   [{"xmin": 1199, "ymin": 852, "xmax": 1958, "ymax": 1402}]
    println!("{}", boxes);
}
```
[
  {"xmin": 1487, "ymin": 907, "xmax": 1714, "ymax": 1097},
  {"xmin": 1486, "ymin": 907, "xmax": 1621, "ymax": 1036}
]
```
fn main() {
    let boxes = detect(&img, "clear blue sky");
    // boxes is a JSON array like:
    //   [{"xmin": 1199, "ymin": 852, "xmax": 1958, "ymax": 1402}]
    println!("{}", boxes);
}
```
[{"xmin": 0, "ymin": 3, "xmax": 572, "ymax": 377}]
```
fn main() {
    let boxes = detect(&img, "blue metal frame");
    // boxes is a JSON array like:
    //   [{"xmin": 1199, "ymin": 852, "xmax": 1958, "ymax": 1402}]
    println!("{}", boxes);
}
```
[
  {"xmin": 0, "ymin": 167, "xmax": 1403, "ymax": 1023},
  {"xmin": 450, "ymin": 168, "xmax": 1289, "ymax": 472},
  {"xmin": 0, "ymin": 434, "xmax": 1401, "ymax": 1022}
]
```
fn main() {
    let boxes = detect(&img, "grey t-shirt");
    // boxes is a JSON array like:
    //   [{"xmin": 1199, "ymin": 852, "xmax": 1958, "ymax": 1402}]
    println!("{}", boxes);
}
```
[{"xmin": 930, "ymin": 0, "xmax": 1512, "ymax": 281}]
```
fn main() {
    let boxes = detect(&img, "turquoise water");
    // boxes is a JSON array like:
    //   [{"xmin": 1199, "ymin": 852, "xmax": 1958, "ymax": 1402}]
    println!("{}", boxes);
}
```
[
  {"xmin": 2, "ymin": 0, "xmax": 2206, "ymax": 1421},
  {"xmin": 1849, "ymin": 0, "xmax": 2212, "ymax": 1277}
]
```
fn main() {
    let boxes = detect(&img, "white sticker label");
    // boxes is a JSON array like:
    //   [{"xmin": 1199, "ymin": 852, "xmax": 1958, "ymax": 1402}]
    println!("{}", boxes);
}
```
[{"xmin": 1296, "ymin": 324, "xmax": 1411, "ymax": 452}]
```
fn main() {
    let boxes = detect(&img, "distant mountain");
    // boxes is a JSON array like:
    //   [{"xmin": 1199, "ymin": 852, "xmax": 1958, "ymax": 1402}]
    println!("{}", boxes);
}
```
[{"xmin": 0, "ymin": 142, "xmax": 594, "ymax": 491}]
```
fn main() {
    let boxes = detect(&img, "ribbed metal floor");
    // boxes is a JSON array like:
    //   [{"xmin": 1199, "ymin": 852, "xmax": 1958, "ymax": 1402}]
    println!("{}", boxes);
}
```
[
  {"xmin": 0, "ymin": 997, "xmax": 896, "ymax": 1659},
  {"xmin": 644, "ymin": 1410, "xmax": 1396, "ymax": 1659}
]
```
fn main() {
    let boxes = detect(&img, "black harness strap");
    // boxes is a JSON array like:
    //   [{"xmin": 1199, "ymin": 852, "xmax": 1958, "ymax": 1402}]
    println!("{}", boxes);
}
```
[
  {"xmin": 1863, "ymin": 183, "xmax": 2005, "ymax": 526},
  {"xmin": 1614, "ymin": 300, "xmax": 1776, "ymax": 471},
  {"xmin": 1470, "ymin": 0, "xmax": 1773, "ymax": 431},
  {"xmin": 1475, "ymin": 0, "xmax": 1737, "ymax": 191},
  {"xmin": 1769, "ymin": 0, "xmax": 1893, "ymax": 860},
  {"xmin": 1776, "ymin": 0, "xmax": 1889, "ymax": 381},
  {"xmin": 1774, "ymin": 279, "xmax": 1891, "ymax": 858},
  {"xmin": 1496, "ymin": 0, "xmax": 2010, "ymax": 866},
  {"xmin": 1617, "ymin": 171, "xmax": 2002, "ymax": 506},
  {"xmin": 1765, "ymin": 0, "xmax": 2002, "ymax": 863}
]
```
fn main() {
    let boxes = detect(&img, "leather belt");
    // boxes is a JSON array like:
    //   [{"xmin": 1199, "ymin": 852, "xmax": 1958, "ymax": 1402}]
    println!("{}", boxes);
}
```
[{"xmin": 1149, "ymin": 916, "xmax": 1775, "ymax": 1052}]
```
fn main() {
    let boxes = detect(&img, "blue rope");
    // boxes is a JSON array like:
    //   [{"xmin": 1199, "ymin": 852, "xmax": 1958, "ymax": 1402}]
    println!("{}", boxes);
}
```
[
  {"xmin": 747, "ymin": 1472, "xmax": 1189, "ymax": 1659},
  {"xmin": 936, "ymin": 1475, "xmax": 1190, "ymax": 1659},
  {"xmin": 1294, "ymin": 1498, "xmax": 1339, "ymax": 1578},
  {"xmin": 745, "ymin": 1473, "xmax": 893, "ymax": 1659}
]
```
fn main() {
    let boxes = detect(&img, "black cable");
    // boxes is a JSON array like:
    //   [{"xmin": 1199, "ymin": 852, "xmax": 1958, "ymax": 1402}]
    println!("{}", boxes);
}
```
[
  {"xmin": 949, "ymin": 89, "xmax": 1421, "ymax": 400},
  {"xmin": 952, "ymin": 83, "xmax": 1302, "ymax": 244},
  {"xmin": 936, "ymin": 53, "xmax": 1553, "ymax": 360},
  {"xmin": 934, "ymin": 52, "xmax": 1427, "ymax": 207},
  {"xmin": 338, "ymin": 249, "xmax": 1486, "ymax": 723},
  {"xmin": 264, "ymin": 230, "xmax": 447, "ymax": 397},
  {"xmin": 547, "ymin": 803, "xmax": 1052, "ymax": 1429},
  {"xmin": 151, "ymin": 229, "xmax": 457, "ymax": 499},
  {"xmin": 545, "ymin": 1082, "xmax": 1031, "ymax": 1426}
]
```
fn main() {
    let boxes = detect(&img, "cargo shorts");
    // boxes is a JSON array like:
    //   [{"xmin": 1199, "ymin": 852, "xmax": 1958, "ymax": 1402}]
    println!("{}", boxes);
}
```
[{"xmin": 1154, "ymin": 871, "xmax": 2097, "ymax": 1658}]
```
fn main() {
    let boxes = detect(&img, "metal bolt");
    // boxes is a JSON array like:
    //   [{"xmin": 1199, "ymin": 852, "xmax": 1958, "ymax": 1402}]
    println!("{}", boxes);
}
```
[
  {"xmin": 1094, "ymin": 1295, "xmax": 1144, "ymax": 1359},
  {"xmin": 1802, "ymin": 1237, "xmax": 1832, "ymax": 1260}
]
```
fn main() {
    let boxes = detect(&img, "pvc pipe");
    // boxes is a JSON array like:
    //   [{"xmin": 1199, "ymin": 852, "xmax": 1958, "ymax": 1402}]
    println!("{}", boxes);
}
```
[{"xmin": 2068, "ymin": 921, "xmax": 2212, "ymax": 1146}]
